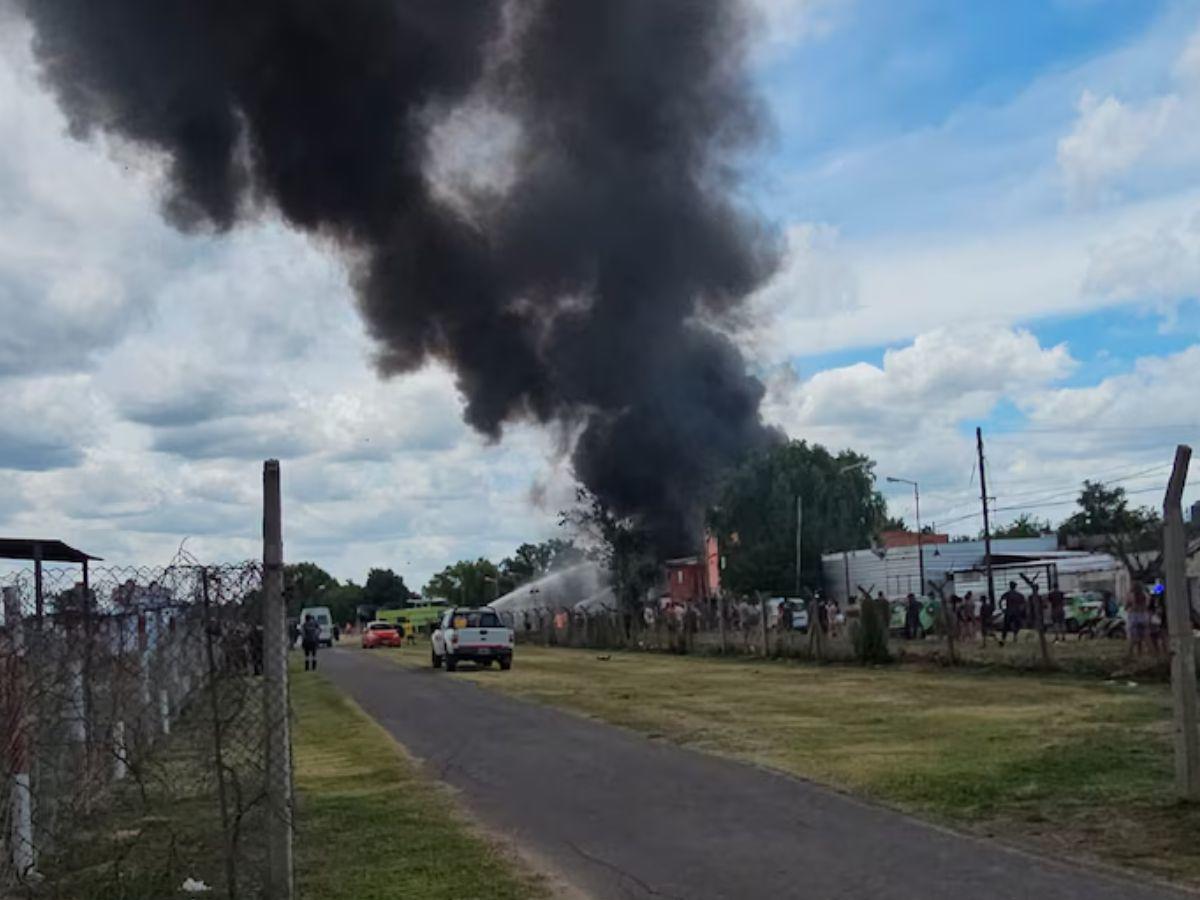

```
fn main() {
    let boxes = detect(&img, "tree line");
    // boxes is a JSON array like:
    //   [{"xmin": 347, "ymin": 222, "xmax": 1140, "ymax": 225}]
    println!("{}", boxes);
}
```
[
  {"xmin": 284, "ymin": 439, "xmax": 1180, "ymax": 621},
  {"xmin": 282, "ymin": 537, "xmax": 585, "ymax": 622}
]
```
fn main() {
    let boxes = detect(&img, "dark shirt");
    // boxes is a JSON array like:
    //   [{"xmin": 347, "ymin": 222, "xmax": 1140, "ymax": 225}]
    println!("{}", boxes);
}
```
[
  {"xmin": 301, "ymin": 620, "xmax": 320, "ymax": 645},
  {"xmin": 1048, "ymin": 590, "xmax": 1065, "ymax": 613},
  {"xmin": 1001, "ymin": 590, "xmax": 1025, "ymax": 615}
]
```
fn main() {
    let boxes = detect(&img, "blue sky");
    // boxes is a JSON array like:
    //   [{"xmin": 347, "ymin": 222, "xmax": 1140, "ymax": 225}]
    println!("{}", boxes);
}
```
[
  {"xmin": 0, "ymin": 0, "xmax": 1198, "ymax": 581},
  {"xmin": 748, "ymin": 0, "xmax": 1200, "ymax": 533}
]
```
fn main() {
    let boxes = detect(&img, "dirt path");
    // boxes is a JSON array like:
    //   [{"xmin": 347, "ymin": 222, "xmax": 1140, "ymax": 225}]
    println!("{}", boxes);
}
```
[{"xmin": 320, "ymin": 647, "xmax": 1191, "ymax": 900}]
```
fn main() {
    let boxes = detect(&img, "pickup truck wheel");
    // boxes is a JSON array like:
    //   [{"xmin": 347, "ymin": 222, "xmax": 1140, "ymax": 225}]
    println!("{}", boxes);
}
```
[
  {"xmin": 499, "ymin": 657, "xmax": 512, "ymax": 671},
  {"xmin": 431, "ymin": 649, "xmax": 442, "ymax": 669},
  {"xmin": 445, "ymin": 654, "xmax": 458, "ymax": 672}
]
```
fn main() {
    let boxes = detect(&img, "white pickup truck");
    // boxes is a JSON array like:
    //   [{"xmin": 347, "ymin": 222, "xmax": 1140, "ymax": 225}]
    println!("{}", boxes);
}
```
[{"xmin": 432, "ymin": 607, "xmax": 514, "ymax": 671}]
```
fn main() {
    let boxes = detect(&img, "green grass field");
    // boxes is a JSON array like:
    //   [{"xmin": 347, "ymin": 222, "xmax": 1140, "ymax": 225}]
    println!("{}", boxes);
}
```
[
  {"xmin": 292, "ymin": 670, "xmax": 546, "ymax": 900},
  {"xmin": 380, "ymin": 643, "xmax": 1200, "ymax": 885}
]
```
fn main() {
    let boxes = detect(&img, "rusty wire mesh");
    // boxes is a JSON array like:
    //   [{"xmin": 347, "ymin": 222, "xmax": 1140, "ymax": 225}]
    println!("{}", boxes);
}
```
[
  {"xmin": 501, "ymin": 597, "xmax": 1153, "ymax": 677},
  {"xmin": 1, "ymin": 561, "xmax": 273, "ymax": 899}
]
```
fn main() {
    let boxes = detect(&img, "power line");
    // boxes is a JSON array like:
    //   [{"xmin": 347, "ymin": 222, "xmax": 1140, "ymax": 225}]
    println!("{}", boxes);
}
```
[
  {"xmin": 930, "ymin": 463, "xmax": 1174, "ymax": 523},
  {"xmin": 988, "ymin": 463, "xmax": 1172, "ymax": 506},
  {"xmin": 991, "ymin": 423, "xmax": 1200, "ymax": 436},
  {"xmin": 985, "ymin": 459, "xmax": 1172, "ymax": 503},
  {"xmin": 903, "ymin": 459, "xmax": 1174, "ymax": 518}
]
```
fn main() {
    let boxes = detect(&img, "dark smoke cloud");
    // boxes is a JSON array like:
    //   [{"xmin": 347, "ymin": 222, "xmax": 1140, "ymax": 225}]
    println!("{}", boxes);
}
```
[{"xmin": 15, "ymin": 0, "xmax": 782, "ymax": 553}]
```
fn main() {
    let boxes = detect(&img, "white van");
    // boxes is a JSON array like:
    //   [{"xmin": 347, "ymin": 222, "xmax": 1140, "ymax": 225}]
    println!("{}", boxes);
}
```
[{"xmin": 299, "ymin": 606, "xmax": 335, "ymax": 647}]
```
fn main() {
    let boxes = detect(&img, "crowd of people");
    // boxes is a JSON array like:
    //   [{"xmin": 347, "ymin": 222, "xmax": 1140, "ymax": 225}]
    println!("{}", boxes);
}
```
[
  {"xmin": 500, "ymin": 578, "xmax": 1177, "ymax": 664},
  {"xmin": 898, "ymin": 580, "xmax": 1168, "ymax": 657}
]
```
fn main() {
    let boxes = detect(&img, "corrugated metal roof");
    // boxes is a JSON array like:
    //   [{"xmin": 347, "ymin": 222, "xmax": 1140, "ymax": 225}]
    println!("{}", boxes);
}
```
[{"xmin": 0, "ymin": 538, "xmax": 100, "ymax": 563}]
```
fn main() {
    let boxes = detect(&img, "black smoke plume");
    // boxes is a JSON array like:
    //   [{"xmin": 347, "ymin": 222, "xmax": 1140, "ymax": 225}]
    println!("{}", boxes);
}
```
[{"xmin": 14, "ymin": 0, "xmax": 782, "ymax": 553}]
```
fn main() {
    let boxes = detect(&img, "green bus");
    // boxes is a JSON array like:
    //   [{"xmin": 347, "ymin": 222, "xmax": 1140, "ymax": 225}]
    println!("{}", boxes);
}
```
[{"xmin": 376, "ymin": 605, "xmax": 445, "ymax": 635}]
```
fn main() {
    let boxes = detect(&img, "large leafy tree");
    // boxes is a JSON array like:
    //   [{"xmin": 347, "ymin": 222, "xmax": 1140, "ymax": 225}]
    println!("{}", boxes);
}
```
[
  {"xmin": 1059, "ymin": 481, "xmax": 1161, "ymax": 580},
  {"xmin": 362, "ymin": 567, "xmax": 419, "ymax": 610},
  {"xmin": 988, "ymin": 514, "xmax": 1052, "ymax": 539},
  {"xmin": 561, "ymin": 488, "xmax": 659, "ymax": 613},
  {"xmin": 708, "ymin": 441, "xmax": 886, "ymax": 595},
  {"xmin": 283, "ymin": 562, "xmax": 338, "ymax": 617},
  {"xmin": 283, "ymin": 562, "xmax": 366, "ymax": 625},
  {"xmin": 423, "ymin": 559, "xmax": 503, "ymax": 608},
  {"xmin": 499, "ymin": 539, "xmax": 584, "ymax": 591}
]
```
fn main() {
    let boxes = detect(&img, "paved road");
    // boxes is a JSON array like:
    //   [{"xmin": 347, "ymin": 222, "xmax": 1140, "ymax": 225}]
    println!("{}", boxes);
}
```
[{"xmin": 321, "ymin": 648, "xmax": 1191, "ymax": 900}]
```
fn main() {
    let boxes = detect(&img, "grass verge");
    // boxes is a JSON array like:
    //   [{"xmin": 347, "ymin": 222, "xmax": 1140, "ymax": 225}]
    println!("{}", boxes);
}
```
[
  {"xmin": 381, "ymin": 644, "xmax": 1200, "ymax": 886},
  {"xmin": 292, "ymin": 668, "xmax": 546, "ymax": 900}
]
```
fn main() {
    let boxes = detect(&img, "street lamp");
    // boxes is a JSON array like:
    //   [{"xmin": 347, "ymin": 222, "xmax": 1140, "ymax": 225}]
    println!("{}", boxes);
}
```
[{"xmin": 886, "ymin": 476, "xmax": 925, "ymax": 596}]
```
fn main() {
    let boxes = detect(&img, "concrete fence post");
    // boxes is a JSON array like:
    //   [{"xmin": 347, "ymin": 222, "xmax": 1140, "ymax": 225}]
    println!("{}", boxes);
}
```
[
  {"xmin": 718, "ymin": 594, "xmax": 728, "ymax": 655},
  {"xmin": 4, "ymin": 586, "xmax": 37, "ymax": 879},
  {"xmin": 262, "ymin": 459, "xmax": 294, "ymax": 899},
  {"xmin": 66, "ymin": 656, "xmax": 87, "ymax": 745},
  {"xmin": 112, "ymin": 720, "xmax": 128, "ymax": 781},
  {"xmin": 1163, "ymin": 445, "xmax": 1199, "ymax": 801},
  {"xmin": 758, "ymin": 595, "xmax": 769, "ymax": 658}
]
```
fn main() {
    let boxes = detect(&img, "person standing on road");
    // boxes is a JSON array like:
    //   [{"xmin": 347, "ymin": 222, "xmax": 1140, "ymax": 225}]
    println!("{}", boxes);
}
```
[
  {"xmin": 1000, "ymin": 582, "xmax": 1025, "ymax": 645},
  {"xmin": 301, "ymin": 613, "xmax": 321, "ymax": 671}
]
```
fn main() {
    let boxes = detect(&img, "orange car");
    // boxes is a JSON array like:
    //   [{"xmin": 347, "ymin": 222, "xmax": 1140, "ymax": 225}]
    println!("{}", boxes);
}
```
[{"xmin": 361, "ymin": 621, "xmax": 403, "ymax": 649}]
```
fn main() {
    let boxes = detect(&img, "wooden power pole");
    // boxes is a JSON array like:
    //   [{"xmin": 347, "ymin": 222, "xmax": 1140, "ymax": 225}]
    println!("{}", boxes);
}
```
[
  {"xmin": 976, "ymin": 427, "xmax": 996, "ymax": 608},
  {"xmin": 1164, "ymin": 444, "xmax": 1199, "ymax": 801},
  {"xmin": 794, "ymin": 495, "xmax": 803, "ymax": 597}
]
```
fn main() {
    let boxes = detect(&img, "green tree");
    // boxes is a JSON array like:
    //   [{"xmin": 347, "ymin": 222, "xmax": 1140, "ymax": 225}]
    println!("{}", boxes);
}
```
[
  {"xmin": 878, "ymin": 515, "xmax": 907, "ymax": 533},
  {"xmin": 282, "ymin": 562, "xmax": 365, "ymax": 626},
  {"xmin": 561, "ymin": 488, "xmax": 658, "ymax": 613},
  {"xmin": 283, "ymin": 562, "xmax": 339, "ymax": 618},
  {"xmin": 708, "ymin": 441, "xmax": 887, "ymax": 595},
  {"xmin": 327, "ymin": 580, "xmax": 365, "ymax": 625},
  {"xmin": 987, "ymin": 514, "xmax": 1052, "ymax": 539},
  {"xmin": 423, "ymin": 559, "xmax": 502, "ymax": 608},
  {"xmin": 363, "ymin": 568, "xmax": 418, "ymax": 610},
  {"xmin": 499, "ymin": 538, "xmax": 584, "ymax": 591},
  {"xmin": 1059, "ymin": 480, "xmax": 1161, "ymax": 580}
]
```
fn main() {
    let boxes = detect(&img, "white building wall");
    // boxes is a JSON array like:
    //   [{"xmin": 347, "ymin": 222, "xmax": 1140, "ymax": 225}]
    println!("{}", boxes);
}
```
[{"xmin": 822, "ymin": 537, "xmax": 1058, "ymax": 604}]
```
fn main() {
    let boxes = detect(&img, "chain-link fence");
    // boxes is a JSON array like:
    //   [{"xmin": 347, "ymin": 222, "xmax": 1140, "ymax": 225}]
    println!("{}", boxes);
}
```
[
  {"xmin": 1, "ymin": 561, "xmax": 283, "ymax": 899},
  {"xmin": 502, "ymin": 596, "xmax": 1167, "ymax": 678}
]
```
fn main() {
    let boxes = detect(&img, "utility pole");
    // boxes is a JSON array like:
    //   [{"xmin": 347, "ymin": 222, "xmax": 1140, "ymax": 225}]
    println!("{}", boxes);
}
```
[
  {"xmin": 1164, "ymin": 444, "xmax": 1199, "ymax": 800},
  {"xmin": 914, "ymin": 485, "xmax": 924, "ymax": 595},
  {"xmin": 976, "ymin": 427, "xmax": 996, "ymax": 608},
  {"xmin": 794, "ymin": 494, "xmax": 803, "ymax": 597},
  {"xmin": 886, "ymin": 477, "xmax": 924, "ymax": 595}
]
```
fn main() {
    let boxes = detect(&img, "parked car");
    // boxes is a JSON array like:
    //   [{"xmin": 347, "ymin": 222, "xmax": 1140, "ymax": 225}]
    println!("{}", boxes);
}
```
[
  {"xmin": 361, "ymin": 620, "xmax": 404, "ymax": 649},
  {"xmin": 431, "ymin": 608, "xmax": 513, "ymax": 671}
]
